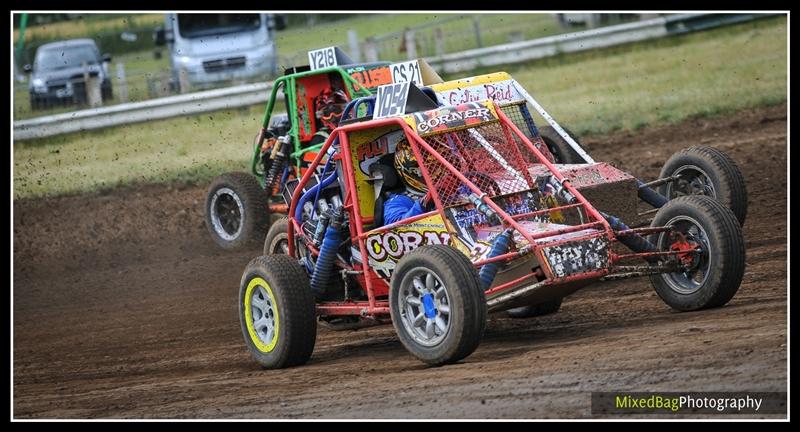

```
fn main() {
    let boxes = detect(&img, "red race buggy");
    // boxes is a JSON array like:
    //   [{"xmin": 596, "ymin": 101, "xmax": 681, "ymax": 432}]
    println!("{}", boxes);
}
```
[{"xmin": 238, "ymin": 82, "xmax": 745, "ymax": 368}]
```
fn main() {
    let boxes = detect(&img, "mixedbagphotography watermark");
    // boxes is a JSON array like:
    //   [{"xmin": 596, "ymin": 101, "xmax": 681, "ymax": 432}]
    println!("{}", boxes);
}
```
[{"xmin": 591, "ymin": 392, "xmax": 787, "ymax": 415}]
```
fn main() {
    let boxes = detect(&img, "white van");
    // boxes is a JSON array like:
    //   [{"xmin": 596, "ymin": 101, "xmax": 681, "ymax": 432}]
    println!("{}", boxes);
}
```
[{"xmin": 155, "ymin": 13, "xmax": 283, "ymax": 91}]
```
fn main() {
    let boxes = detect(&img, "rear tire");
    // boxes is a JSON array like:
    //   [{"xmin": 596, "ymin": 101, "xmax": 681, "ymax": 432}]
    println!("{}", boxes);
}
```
[
  {"xmin": 239, "ymin": 255, "xmax": 317, "ymax": 369},
  {"xmin": 507, "ymin": 298, "xmax": 563, "ymax": 318},
  {"xmin": 205, "ymin": 172, "xmax": 270, "ymax": 250},
  {"xmin": 648, "ymin": 195, "xmax": 745, "ymax": 311},
  {"xmin": 263, "ymin": 217, "xmax": 289, "ymax": 255},
  {"xmin": 658, "ymin": 146, "xmax": 748, "ymax": 225},
  {"xmin": 390, "ymin": 245, "xmax": 487, "ymax": 366},
  {"xmin": 539, "ymin": 125, "xmax": 585, "ymax": 164}
]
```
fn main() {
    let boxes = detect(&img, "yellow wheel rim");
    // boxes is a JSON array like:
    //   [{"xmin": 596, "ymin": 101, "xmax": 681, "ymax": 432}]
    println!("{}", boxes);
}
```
[{"xmin": 244, "ymin": 277, "xmax": 280, "ymax": 353}]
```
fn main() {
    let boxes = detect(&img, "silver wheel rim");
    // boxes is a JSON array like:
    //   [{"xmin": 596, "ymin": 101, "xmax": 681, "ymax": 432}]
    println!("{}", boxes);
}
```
[
  {"xmin": 250, "ymin": 285, "xmax": 276, "ymax": 346},
  {"xmin": 657, "ymin": 215, "xmax": 712, "ymax": 294},
  {"xmin": 210, "ymin": 187, "xmax": 244, "ymax": 241},
  {"xmin": 397, "ymin": 268, "xmax": 451, "ymax": 347},
  {"xmin": 667, "ymin": 165, "xmax": 716, "ymax": 199},
  {"xmin": 269, "ymin": 233, "xmax": 289, "ymax": 254}
]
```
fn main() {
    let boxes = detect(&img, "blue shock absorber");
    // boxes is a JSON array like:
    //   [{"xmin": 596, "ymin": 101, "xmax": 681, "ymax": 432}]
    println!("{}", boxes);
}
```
[
  {"xmin": 636, "ymin": 179, "xmax": 669, "ymax": 208},
  {"xmin": 310, "ymin": 207, "xmax": 343, "ymax": 300},
  {"xmin": 479, "ymin": 228, "xmax": 514, "ymax": 289},
  {"xmin": 601, "ymin": 211, "xmax": 659, "ymax": 263}
]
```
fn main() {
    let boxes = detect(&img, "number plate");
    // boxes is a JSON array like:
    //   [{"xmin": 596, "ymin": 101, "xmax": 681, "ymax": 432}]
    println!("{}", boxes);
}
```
[
  {"xmin": 390, "ymin": 60, "xmax": 422, "ymax": 85},
  {"xmin": 308, "ymin": 46, "xmax": 337, "ymax": 71},
  {"xmin": 372, "ymin": 82, "xmax": 410, "ymax": 119}
]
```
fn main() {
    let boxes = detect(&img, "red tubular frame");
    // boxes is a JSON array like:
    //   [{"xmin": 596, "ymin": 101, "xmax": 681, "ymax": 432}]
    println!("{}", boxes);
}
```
[
  {"xmin": 473, "ymin": 248, "xmax": 532, "ymax": 267},
  {"xmin": 484, "ymin": 272, "xmax": 540, "ymax": 296},
  {"xmin": 614, "ymin": 226, "xmax": 673, "ymax": 237},
  {"xmin": 284, "ymin": 105, "xmax": 680, "ymax": 318},
  {"xmin": 358, "ymin": 210, "xmax": 439, "ymax": 239},
  {"xmin": 612, "ymin": 249, "xmax": 700, "ymax": 263},
  {"xmin": 511, "ymin": 202, "xmax": 585, "ymax": 220},
  {"xmin": 408, "ymin": 131, "xmax": 537, "ymax": 246},
  {"xmin": 495, "ymin": 108, "xmax": 614, "ymax": 237},
  {"xmin": 316, "ymin": 302, "xmax": 391, "ymax": 316}
]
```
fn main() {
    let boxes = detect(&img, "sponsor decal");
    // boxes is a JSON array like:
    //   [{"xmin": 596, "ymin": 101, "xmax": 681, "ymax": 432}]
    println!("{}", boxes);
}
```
[
  {"xmin": 413, "ymin": 102, "xmax": 494, "ymax": 134},
  {"xmin": 367, "ymin": 229, "xmax": 451, "ymax": 263},
  {"xmin": 347, "ymin": 65, "xmax": 393, "ymax": 90},
  {"xmin": 435, "ymin": 79, "xmax": 522, "ymax": 106},
  {"xmin": 449, "ymin": 191, "xmax": 541, "ymax": 228},
  {"xmin": 468, "ymin": 240, "xmax": 494, "ymax": 262},
  {"xmin": 356, "ymin": 131, "xmax": 406, "ymax": 175},
  {"xmin": 365, "ymin": 216, "xmax": 450, "ymax": 277},
  {"xmin": 542, "ymin": 236, "xmax": 609, "ymax": 278}
]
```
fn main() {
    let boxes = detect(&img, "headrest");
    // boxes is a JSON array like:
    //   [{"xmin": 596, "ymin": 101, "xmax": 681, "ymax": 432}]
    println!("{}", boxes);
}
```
[{"xmin": 368, "ymin": 154, "xmax": 399, "ymax": 190}]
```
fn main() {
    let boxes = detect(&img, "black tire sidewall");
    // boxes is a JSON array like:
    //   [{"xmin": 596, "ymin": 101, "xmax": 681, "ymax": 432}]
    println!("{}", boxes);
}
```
[
  {"xmin": 658, "ymin": 147, "xmax": 747, "ymax": 225},
  {"xmin": 389, "ymin": 245, "xmax": 486, "ymax": 366},
  {"xmin": 239, "ymin": 255, "xmax": 316, "ymax": 368},
  {"xmin": 539, "ymin": 126, "xmax": 583, "ymax": 164},
  {"xmin": 205, "ymin": 172, "xmax": 270, "ymax": 250},
  {"xmin": 264, "ymin": 217, "xmax": 289, "ymax": 255},
  {"xmin": 648, "ymin": 196, "xmax": 745, "ymax": 311}
]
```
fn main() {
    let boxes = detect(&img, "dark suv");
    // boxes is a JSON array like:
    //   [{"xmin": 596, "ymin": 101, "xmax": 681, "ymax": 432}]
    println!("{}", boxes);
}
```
[{"xmin": 25, "ymin": 38, "xmax": 113, "ymax": 110}]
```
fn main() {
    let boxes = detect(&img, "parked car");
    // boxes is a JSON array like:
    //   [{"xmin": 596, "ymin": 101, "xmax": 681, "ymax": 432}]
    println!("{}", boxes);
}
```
[
  {"xmin": 24, "ymin": 38, "xmax": 113, "ymax": 110},
  {"xmin": 154, "ymin": 13, "xmax": 284, "ymax": 92}
]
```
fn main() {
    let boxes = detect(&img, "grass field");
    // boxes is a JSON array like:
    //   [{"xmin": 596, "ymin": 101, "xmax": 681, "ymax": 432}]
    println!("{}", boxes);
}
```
[
  {"xmin": 13, "ymin": 14, "xmax": 163, "ymax": 41},
  {"xmin": 13, "ymin": 15, "xmax": 787, "ymax": 199}
]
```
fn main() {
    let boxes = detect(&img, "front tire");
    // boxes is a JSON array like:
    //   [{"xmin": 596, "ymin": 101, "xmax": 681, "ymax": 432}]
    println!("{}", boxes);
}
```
[
  {"xmin": 205, "ymin": 172, "xmax": 270, "ymax": 250},
  {"xmin": 648, "ymin": 195, "xmax": 745, "ymax": 311},
  {"xmin": 658, "ymin": 146, "xmax": 748, "ymax": 225},
  {"xmin": 239, "ymin": 255, "xmax": 317, "ymax": 369},
  {"xmin": 390, "ymin": 245, "xmax": 487, "ymax": 366}
]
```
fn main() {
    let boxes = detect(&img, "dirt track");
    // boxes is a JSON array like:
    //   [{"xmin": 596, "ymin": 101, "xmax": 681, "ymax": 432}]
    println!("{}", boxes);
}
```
[{"xmin": 13, "ymin": 104, "xmax": 787, "ymax": 419}]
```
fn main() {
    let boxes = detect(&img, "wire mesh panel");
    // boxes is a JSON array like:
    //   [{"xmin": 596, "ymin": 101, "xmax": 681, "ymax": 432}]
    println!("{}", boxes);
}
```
[
  {"xmin": 498, "ymin": 102, "xmax": 555, "ymax": 163},
  {"xmin": 414, "ymin": 118, "xmax": 588, "ymax": 229},
  {"xmin": 415, "ymin": 120, "xmax": 544, "ymax": 208}
]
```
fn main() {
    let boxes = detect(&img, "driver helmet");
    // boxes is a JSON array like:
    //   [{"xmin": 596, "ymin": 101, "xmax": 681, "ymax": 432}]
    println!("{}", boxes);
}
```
[
  {"xmin": 316, "ymin": 89, "xmax": 348, "ymax": 130},
  {"xmin": 394, "ymin": 140, "xmax": 429, "ymax": 195}
]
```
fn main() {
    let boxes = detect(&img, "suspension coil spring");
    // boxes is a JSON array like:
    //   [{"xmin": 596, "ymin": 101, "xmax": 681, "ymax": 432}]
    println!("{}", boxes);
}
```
[
  {"xmin": 264, "ymin": 136, "xmax": 291, "ymax": 191},
  {"xmin": 310, "ymin": 207, "xmax": 343, "ymax": 301}
]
